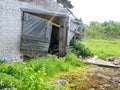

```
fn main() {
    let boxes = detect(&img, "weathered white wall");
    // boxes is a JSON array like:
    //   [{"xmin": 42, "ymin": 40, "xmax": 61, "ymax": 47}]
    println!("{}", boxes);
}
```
[{"xmin": 0, "ymin": 0, "xmax": 67, "ymax": 62}]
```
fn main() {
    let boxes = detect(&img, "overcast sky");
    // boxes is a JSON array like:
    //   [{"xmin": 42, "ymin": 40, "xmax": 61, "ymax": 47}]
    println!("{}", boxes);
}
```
[{"xmin": 70, "ymin": 0, "xmax": 120, "ymax": 24}]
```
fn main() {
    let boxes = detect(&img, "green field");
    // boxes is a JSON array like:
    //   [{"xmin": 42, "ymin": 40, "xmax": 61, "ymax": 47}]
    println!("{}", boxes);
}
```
[{"xmin": 83, "ymin": 39, "xmax": 120, "ymax": 59}]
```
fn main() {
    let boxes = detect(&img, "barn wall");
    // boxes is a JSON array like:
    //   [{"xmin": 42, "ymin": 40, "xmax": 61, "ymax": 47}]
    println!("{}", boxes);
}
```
[{"xmin": 0, "ymin": 0, "xmax": 67, "ymax": 62}]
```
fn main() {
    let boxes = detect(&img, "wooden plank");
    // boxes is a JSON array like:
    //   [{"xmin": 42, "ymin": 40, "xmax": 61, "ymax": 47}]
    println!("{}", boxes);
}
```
[
  {"xmin": 52, "ymin": 23, "xmax": 61, "ymax": 28},
  {"xmin": 82, "ymin": 56, "xmax": 120, "ymax": 68},
  {"xmin": 84, "ymin": 62, "xmax": 120, "ymax": 68}
]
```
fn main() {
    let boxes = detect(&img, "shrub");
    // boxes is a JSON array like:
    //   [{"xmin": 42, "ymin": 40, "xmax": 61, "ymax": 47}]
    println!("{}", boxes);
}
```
[{"xmin": 70, "ymin": 40, "xmax": 93, "ymax": 57}]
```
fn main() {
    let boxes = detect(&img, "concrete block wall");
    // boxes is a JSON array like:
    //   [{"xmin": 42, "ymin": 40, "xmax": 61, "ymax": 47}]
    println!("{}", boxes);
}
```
[
  {"xmin": 0, "ymin": 0, "xmax": 22, "ymax": 62},
  {"xmin": 0, "ymin": 0, "xmax": 67, "ymax": 62}
]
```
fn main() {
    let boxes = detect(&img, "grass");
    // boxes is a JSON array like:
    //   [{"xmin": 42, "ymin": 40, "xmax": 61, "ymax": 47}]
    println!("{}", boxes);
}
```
[
  {"xmin": 0, "ymin": 54, "xmax": 87, "ymax": 90},
  {"xmin": 83, "ymin": 39, "xmax": 120, "ymax": 59}
]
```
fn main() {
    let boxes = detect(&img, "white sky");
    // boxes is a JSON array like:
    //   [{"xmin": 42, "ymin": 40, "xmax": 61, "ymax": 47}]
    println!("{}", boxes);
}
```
[{"xmin": 70, "ymin": 0, "xmax": 120, "ymax": 24}]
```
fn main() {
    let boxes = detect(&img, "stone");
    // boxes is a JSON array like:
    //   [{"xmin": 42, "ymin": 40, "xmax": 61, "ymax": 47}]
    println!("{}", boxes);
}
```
[
  {"xmin": 113, "ymin": 59, "xmax": 120, "ymax": 65},
  {"xmin": 108, "ymin": 56, "xmax": 115, "ymax": 61},
  {"xmin": 88, "ymin": 88, "xmax": 95, "ymax": 90},
  {"xmin": 55, "ymin": 77, "xmax": 68, "ymax": 86}
]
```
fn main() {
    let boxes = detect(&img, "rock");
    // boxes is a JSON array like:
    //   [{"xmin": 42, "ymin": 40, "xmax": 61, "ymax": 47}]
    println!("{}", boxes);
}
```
[
  {"xmin": 79, "ymin": 55, "xmax": 82, "ymax": 59},
  {"xmin": 55, "ymin": 77, "xmax": 68, "ymax": 86},
  {"xmin": 108, "ymin": 57, "xmax": 115, "ymax": 61},
  {"xmin": 103, "ymin": 84, "xmax": 111, "ymax": 87},
  {"xmin": 113, "ymin": 59, "xmax": 120, "ymax": 65},
  {"xmin": 92, "ymin": 55, "xmax": 98, "ymax": 60},
  {"xmin": 88, "ymin": 88, "xmax": 95, "ymax": 90}
]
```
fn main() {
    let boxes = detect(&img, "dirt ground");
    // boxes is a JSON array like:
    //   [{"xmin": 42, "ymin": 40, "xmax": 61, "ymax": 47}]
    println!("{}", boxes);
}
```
[
  {"xmin": 55, "ymin": 66, "xmax": 120, "ymax": 90},
  {"xmin": 87, "ymin": 66, "xmax": 120, "ymax": 90}
]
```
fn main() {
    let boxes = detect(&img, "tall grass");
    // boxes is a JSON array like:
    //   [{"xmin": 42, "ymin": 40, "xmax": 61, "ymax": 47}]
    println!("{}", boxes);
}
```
[{"xmin": 83, "ymin": 39, "xmax": 120, "ymax": 59}]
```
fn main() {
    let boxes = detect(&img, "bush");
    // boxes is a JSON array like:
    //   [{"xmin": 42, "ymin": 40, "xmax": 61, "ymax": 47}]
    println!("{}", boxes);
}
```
[{"xmin": 70, "ymin": 40, "xmax": 93, "ymax": 57}]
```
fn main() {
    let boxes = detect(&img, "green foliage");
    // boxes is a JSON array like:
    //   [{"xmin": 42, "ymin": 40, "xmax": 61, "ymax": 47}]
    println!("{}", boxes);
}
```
[
  {"xmin": 0, "ymin": 54, "xmax": 86, "ymax": 90},
  {"xmin": 74, "ymin": 18, "xmax": 84, "ymax": 25},
  {"xmin": 65, "ymin": 53, "xmax": 86, "ymax": 67},
  {"xmin": 83, "ymin": 40, "xmax": 120, "ymax": 59},
  {"xmin": 65, "ymin": 53, "xmax": 77, "ymax": 62},
  {"xmin": 0, "ymin": 62, "xmax": 47, "ymax": 89},
  {"xmin": 0, "ymin": 73, "xmax": 24, "ymax": 89},
  {"xmin": 70, "ymin": 40, "xmax": 93, "ymax": 57},
  {"xmin": 0, "ymin": 60, "xmax": 6, "ymax": 64},
  {"xmin": 86, "ymin": 21, "xmax": 120, "ymax": 39}
]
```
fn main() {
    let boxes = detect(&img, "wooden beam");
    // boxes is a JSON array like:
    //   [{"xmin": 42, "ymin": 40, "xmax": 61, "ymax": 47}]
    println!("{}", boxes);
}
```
[
  {"xmin": 38, "ymin": 16, "xmax": 61, "ymax": 28},
  {"xmin": 59, "ymin": 17, "xmax": 68, "ymax": 56},
  {"xmin": 52, "ymin": 23, "xmax": 61, "ymax": 28}
]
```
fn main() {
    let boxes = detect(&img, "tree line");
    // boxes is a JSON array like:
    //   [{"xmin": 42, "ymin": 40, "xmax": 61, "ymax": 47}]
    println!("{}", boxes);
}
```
[{"xmin": 85, "ymin": 20, "xmax": 120, "ymax": 39}]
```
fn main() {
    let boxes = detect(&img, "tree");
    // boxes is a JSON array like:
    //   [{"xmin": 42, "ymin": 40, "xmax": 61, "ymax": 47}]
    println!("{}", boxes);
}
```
[{"xmin": 85, "ymin": 21, "xmax": 120, "ymax": 39}]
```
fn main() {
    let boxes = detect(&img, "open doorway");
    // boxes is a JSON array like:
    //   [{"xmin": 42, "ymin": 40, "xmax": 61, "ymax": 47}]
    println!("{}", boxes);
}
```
[{"xmin": 49, "ymin": 25, "xmax": 59, "ymax": 55}]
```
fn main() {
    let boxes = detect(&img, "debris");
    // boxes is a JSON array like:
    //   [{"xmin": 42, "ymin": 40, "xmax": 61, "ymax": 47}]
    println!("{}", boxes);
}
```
[{"xmin": 83, "ymin": 56, "xmax": 120, "ymax": 68}]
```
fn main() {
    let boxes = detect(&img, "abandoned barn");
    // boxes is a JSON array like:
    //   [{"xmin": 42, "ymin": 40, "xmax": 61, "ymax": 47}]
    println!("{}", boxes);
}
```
[{"xmin": 0, "ymin": 0, "xmax": 85, "ymax": 63}]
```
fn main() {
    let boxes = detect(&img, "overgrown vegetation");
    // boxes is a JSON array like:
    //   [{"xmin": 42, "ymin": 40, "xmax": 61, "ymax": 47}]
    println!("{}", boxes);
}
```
[
  {"xmin": 70, "ymin": 40, "xmax": 93, "ymax": 57},
  {"xmin": 86, "ymin": 21, "xmax": 120, "ymax": 39},
  {"xmin": 0, "ymin": 54, "xmax": 86, "ymax": 90}
]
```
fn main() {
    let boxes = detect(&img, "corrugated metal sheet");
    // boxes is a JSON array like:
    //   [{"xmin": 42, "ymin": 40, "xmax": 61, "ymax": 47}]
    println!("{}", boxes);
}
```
[
  {"xmin": 69, "ymin": 20, "xmax": 80, "ymax": 32},
  {"xmin": 67, "ymin": 20, "xmax": 85, "ymax": 45},
  {"xmin": 20, "ymin": 13, "xmax": 52, "ymax": 57}
]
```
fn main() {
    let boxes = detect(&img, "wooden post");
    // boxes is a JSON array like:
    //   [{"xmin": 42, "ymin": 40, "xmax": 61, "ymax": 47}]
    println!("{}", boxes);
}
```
[{"xmin": 59, "ymin": 17, "xmax": 68, "ymax": 56}]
